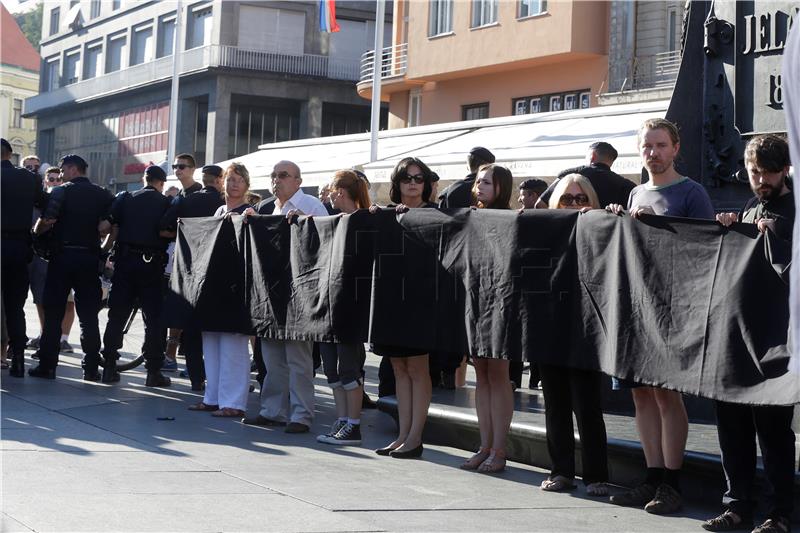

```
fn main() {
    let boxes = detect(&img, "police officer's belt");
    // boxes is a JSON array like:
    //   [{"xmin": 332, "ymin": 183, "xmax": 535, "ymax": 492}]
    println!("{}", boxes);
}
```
[{"xmin": 117, "ymin": 244, "xmax": 167, "ymax": 261}]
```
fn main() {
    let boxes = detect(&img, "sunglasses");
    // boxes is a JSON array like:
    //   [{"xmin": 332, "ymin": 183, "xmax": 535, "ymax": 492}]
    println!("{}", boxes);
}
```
[
  {"xmin": 172, "ymin": 164, "xmax": 192, "ymax": 170},
  {"xmin": 271, "ymin": 171, "xmax": 295, "ymax": 179},
  {"xmin": 400, "ymin": 174, "xmax": 426, "ymax": 184},
  {"xmin": 558, "ymin": 193, "xmax": 590, "ymax": 206},
  {"xmin": 25, "ymin": 165, "xmax": 40, "ymax": 171},
  {"xmin": 47, "ymin": 176, "xmax": 63, "ymax": 183}
]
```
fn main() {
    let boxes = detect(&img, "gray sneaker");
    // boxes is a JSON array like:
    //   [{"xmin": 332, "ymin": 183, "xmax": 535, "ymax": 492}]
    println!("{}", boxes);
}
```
[
  {"xmin": 26, "ymin": 337, "xmax": 40, "ymax": 350},
  {"xmin": 59, "ymin": 340, "xmax": 74, "ymax": 353}
]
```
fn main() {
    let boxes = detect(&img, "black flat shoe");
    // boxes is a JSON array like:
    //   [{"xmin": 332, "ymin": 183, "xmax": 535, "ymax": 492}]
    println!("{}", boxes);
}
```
[
  {"xmin": 28, "ymin": 365, "xmax": 56, "ymax": 379},
  {"xmin": 390, "ymin": 444, "xmax": 423, "ymax": 459},
  {"xmin": 145, "ymin": 371, "xmax": 171, "ymax": 387},
  {"xmin": 375, "ymin": 446, "xmax": 398, "ymax": 456}
]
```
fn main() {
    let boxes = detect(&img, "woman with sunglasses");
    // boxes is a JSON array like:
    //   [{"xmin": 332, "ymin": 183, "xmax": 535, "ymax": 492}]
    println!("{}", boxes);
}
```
[
  {"xmin": 370, "ymin": 157, "xmax": 437, "ymax": 458},
  {"xmin": 188, "ymin": 162, "xmax": 253, "ymax": 418},
  {"xmin": 459, "ymin": 163, "xmax": 515, "ymax": 473},
  {"xmin": 316, "ymin": 170, "xmax": 373, "ymax": 445},
  {"xmin": 538, "ymin": 173, "xmax": 609, "ymax": 495}
]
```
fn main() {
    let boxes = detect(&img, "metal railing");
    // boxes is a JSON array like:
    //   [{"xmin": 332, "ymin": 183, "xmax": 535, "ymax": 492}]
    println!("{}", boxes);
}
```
[
  {"xmin": 605, "ymin": 49, "xmax": 682, "ymax": 93},
  {"xmin": 359, "ymin": 43, "xmax": 408, "ymax": 84},
  {"xmin": 25, "ymin": 45, "xmax": 361, "ymax": 115}
]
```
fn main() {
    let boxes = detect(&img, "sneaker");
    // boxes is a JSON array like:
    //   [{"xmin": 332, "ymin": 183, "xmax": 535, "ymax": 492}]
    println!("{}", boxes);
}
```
[
  {"xmin": 752, "ymin": 517, "xmax": 791, "ymax": 533},
  {"xmin": 609, "ymin": 482, "xmax": 657, "ymax": 507},
  {"xmin": 26, "ymin": 337, "xmax": 40, "ymax": 350},
  {"xmin": 319, "ymin": 422, "xmax": 362, "ymax": 445},
  {"xmin": 59, "ymin": 340, "xmax": 74, "ymax": 353},
  {"xmin": 701, "ymin": 510, "xmax": 752, "ymax": 532},
  {"xmin": 316, "ymin": 419, "xmax": 347, "ymax": 443},
  {"xmin": 644, "ymin": 483, "xmax": 682, "ymax": 515},
  {"xmin": 162, "ymin": 357, "xmax": 178, "ymax": 372},
  {"xmin": 179, "ymin": 369, "xmax": 190, "ymax": 378}
]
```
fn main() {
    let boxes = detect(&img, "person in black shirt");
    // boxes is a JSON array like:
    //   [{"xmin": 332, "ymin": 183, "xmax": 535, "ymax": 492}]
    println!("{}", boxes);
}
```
[
  {"xmin": 705, "ymin": 135, "xmax": 795, "ymax": 533},
  {"xmin": 100, "ymin": 166, "xmax": 173, "ymax": 386},
  {"xmin": 437, "ymin": 146, "xmax": 495, "ymax": 208},
  {"xmin": 171, "ymin": 153, "xmax": 201, "ymax": 197},
  {"xmin": 28, "ymin": 154, "xmax": 113, "ymax": 380},
  {"xmin": 159, "ymin": 163, "xmax": 224, "ymax": 390},
  {"xmin": 1, "ymin": 138, "xmax": 48, "ymax": 377},
  {"xmin": 536, "ymin": 141, "xmax": 635, "ymax": 209}
]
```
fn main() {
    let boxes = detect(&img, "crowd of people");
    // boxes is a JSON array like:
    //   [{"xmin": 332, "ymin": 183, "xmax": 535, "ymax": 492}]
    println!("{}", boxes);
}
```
[{"xmin": 0, "ymin": 115, "xmax": 795, "ymax": 533}]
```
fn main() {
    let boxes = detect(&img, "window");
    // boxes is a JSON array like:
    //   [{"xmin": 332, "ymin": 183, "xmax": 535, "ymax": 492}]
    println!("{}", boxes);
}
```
[
  {"xmin": 228, "ymin": 102, "xmax": 299, "ymax": 158},
  {"xmin": 12, "ymin": 99, "xmax": 23, "ymax": 128},
  {"xmin": 471, "ymin": 0, "xmax": 498, "ymax": 28},
  {"xmin": 429, "ymin": 0, "xmax": 453, "ymax": 36},
  {"xmin": 462, "ymin": 102, "xmax": 489, "ymax": 121},
  {"xmin": 90, "ymin": 0, "xmax": 100, "ymax": 19},
  {"xmin": 106, "ymin": 33, "xmax": 127, "ymax": 73},
  {"xmin": 64, "ymin": 50, "xmax": 80, "ymax": 85},
  {"xmin": 565, "ymin": 94, "xmax": 577, "ymax": 110},
  {"xmin": 157, "ymin": 15, "xmax": 176, "ymax": 57},
  {"xmin": 550, "ymin": 95, "xmax": 562, "ymax": 111},
  {"xmin": 69, "ymin": 0, "xmax": 78, "ymax": 6},
  {"xmin": 667, "ymin": 7, "xmax": 678, "ymax": 52},
  {"xmin": 44, "ymin": 57, "xmax": 60, "ymax": 91},
  {"xmin": 514, "ymin": 100, "xmax": 528, "ymax": 115},
  {"xmin": 112, "ymin": 0, "xmax": 121, "ymax": 10},
  {"xmin": 131, "ymin": 25, "xmax": 154, "ymax": 65},
  {"xmin": 409, "ymin": 89, "xmax": 422, "ymax": 127},
  {"xmin": 580, "ymin": 92, "xmax": 591, "ymax": 109},
  {"xmin": 530, "ymin": 98, "xmax": 541, "ymax": 113},
  {"xmin": 49, "ymin": 7, "xmax": 60, "ymax": 36},
  {"xmin": 519, "ymin": 0, "xmax": 546, "ymax": 18},
  {"xmin": 84, "ymin": 42, "xmax": 102, "ymax": 79},
  {"xmin": 187, "ymin": 5, "xmax": 212, "ymax": 49}
]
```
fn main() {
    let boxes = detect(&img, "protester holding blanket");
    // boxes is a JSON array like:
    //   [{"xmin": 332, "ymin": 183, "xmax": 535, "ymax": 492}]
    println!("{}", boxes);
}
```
[
  {"xmin": 188, "ymin": 162, "xmax": 253, "ymax": 418},
  {"xmin": 459, "ymin": 164, "xmax": 516, "ymax": 474},
  {"xmin": 538, "ymin": 174, "xmax": 609, "ymax": 496},
  {"xmin": 607, "ymin": 118, "xmax": 715, "ymax": 515},
  {"xmin": 703, "ymin": 134, "xmax": 795, "ymax": 533}
]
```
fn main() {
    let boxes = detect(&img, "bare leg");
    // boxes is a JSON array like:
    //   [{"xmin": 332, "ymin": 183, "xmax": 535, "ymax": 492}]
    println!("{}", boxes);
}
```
[
  {"xmin": 346, "ymin": 385, "xmax": 362, "ymax": 420},
  {"xmin": 653, "ymin": 388, "xmax": 687, "ymax": 469},
  {"xmin": 474, "ymin": 358, "xmax": 493, "ymax": 451},
  {"xmin": 632, "ymin": 387, "xmax": 665, "ymax": 468},
  {"xmin": 455, "ymin": 356, "xmax": 468, "ymax": 387},
  {"xmin": 166, "ymin": 328, "xmax": 181, "ymax": 359},
  {"xmin": 397, "ymin": 354, "xmax": 431, "ymax": 451},
  {"xmin": 36, "ymin": 304, "xmax": 45, "ymax": 332},
  {"xmin": 389, "ymin": 357, "xmax": 412, "ymax": 448},
  {"xmin": 332, "ymin": 386, "xmax": 348, "ymax": 419},
  {"xmin": 487, "ymin": 359, "xmax": 513, "ymax": 454}
]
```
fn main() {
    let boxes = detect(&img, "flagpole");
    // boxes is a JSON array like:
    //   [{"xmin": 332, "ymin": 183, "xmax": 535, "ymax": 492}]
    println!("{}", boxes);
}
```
[
  {"xmin": 167, "ymin": 0, "xmax": 184, "ymax": 169},
  {"xmin": 369, "ymin": 0, "xmax": 385, "ymax": 163}
]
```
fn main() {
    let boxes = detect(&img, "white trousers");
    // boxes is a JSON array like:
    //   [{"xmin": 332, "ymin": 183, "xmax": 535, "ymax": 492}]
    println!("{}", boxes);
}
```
[
  {"xmin": 201, "ymin": 332, "xmax": 250, "ymax": 411},
  {"xmin": 258, "ymin": 339, "xmax": 315, "ymax": 425}
]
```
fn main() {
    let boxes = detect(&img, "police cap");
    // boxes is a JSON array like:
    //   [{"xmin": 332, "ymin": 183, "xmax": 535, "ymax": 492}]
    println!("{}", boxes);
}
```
[
  {"xmin": 469, "ymin": 146, "xmax": 495, "ymax": 163},
  {"xmin": 144, "ymin": 165, "xmax": 167, "ymax": 182},
  {"xmin": 59, "ymin": 154, "xmax": 88, "ymax": 169},
  {"xmin": 0, "ymin": 138, "xmax": 11, "ymax": 152},
  {"xmin": 202, "ymin": 165, "xmax": 223, "ymax": 177}
]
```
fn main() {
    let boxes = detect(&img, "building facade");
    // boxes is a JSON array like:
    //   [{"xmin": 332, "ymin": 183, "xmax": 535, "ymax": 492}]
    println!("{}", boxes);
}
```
[
  {"xmin": 24, "ymin": 0, "xmax": 389, "ymax": 191},
  {"xmin": 1, "ymin": 3, "xmax": 39, "ymax": 164}
]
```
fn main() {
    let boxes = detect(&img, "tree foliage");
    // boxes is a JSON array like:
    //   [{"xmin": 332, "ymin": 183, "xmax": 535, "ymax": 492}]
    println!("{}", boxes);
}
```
[{"xmin": 14, "ymin": 3, "xmax": 43, "ymax": 49}]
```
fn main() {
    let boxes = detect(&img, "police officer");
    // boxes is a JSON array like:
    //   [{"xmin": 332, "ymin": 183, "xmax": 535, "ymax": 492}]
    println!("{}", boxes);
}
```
[
  {"xmin": 28, "ymin": 154, "xmax": 113, "ymax": 380},
  {"xmin": 160, "ymin": 163, "xmax": 224, "ymax": 390},
  {"xmin": 437, "ymin": 146, "xmax": 495, "ymax": 208},
  {"xmin": 1, "ymin": 138, "xmax": 48, "ymax": 377},
  {"xmin": 101, "ymin": 165, "xmax": 173, "ymax": 386}
]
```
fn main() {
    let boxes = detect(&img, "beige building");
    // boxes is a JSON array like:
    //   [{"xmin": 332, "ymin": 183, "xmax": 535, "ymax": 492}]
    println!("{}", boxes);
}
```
[{"xmin": 1, "ymin": 3, "xmax": 39, "ymax": 164}]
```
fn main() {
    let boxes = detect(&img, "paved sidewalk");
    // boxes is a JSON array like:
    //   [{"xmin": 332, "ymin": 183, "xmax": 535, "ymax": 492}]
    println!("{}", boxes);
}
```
[{"xmin": 1, "ymin": 300, "xmax": 712, "ymax": 532}]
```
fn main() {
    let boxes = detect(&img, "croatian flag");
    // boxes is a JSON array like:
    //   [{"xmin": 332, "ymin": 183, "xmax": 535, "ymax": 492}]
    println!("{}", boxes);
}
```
[{"xmin": 319, "ymin": 0, "xmax": 340, "ymax": 33}]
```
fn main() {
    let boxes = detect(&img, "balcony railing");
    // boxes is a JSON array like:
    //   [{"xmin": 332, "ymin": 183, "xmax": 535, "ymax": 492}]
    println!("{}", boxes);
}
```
[
  {"xmin": 359, "ymin": 43, "xmax": 408, "ymax": 84},
  {"xmin": 25, "ymin": 45, "xmax": 361, "ymax": 115},
  {"xmin": 605, "ymin": 50, "xmax": 682, "ymax": 93}
]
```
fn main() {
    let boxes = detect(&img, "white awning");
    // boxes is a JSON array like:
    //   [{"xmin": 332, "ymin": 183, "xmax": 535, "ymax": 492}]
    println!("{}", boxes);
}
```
[{"xmin": 178, "ymin": 100, "xmax": 667, "ymax": 191}]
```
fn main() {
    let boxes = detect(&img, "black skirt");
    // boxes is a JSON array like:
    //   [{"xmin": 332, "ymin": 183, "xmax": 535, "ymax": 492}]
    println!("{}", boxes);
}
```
[{"xmin": 372, "ymin": 344, "xmax": 428, "ymax": 358}]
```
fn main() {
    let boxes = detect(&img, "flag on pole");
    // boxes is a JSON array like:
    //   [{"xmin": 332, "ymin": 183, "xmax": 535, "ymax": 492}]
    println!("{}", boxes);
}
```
[{"xmin": 319, "ymin": 0, "xmax": 340, "ymax": 33}]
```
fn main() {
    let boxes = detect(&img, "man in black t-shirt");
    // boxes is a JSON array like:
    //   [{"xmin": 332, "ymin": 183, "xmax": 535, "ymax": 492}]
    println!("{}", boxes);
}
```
[{"xmin": 438, "ymin": 146, "xmax": 495, "ymax": 208}]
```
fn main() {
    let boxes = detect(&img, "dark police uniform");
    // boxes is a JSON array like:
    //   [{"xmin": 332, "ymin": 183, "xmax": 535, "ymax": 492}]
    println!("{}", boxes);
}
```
[
  {"xmin": 102, "ymin": 178, "xmax": 173, "ymax": 382},
  {"xmin": 1, "ymin": 158, "xmax": 48, "ymax": 376},
  {"xmin": 160, "ymin": 182, "xmax": 224, "ymax": 388},
  {"xmin": 30, "ymin": 165, "xmax": 113, "ymax": 379}
]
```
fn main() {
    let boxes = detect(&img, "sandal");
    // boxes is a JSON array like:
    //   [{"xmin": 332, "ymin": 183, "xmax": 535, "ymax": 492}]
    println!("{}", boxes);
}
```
[
  {"xmin": 460, "ymin": 448, "xmax": 491, "ymax": 470},
  {"xmin": 211, "ymin": 407, "xmax": 245, "ymax": 418},
  {"xmin": 188, "ymin": 402, "xmax": 219, "ymax": 411},
  {"xmin": 541, "ymin": 475, "xmax": 576, "ymax": 492},
  {"xmin": 477, "ymin": 449, "xmax": 507, "ymax": 473},
  {"xmin": 586, "ymin": 482, "xmax": 608, "ymax": 496}
]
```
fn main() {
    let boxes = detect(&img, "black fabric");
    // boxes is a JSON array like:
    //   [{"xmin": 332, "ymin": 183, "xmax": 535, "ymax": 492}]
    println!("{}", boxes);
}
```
[
  {"xmin": 168, "ymin": 208, "xmax": 798, "ymax": 405},
  {"xmin": 540, "ymin": 163, "xmax": 636, "ymax": 207},
  {"xmin": 256, "ymin": 197, "xmax": 277, "ymax": 215},
  {"xmin": 44, "ymin": 177, "xmax": 113, "ymax": 250},
  {"xmin": 1, "ymin": 159, "xmax": 48, "ymax": 236},
  {"xmin": 437, "ymin": 174, "xmax": 476, "ymax": 209},
  {"xmin": 740, "ymin": 192, "xmax": 795, "ymax": 241},
  {"xmin": 110, "ymin": 186, "xmax": 173, "ymax": 249}
]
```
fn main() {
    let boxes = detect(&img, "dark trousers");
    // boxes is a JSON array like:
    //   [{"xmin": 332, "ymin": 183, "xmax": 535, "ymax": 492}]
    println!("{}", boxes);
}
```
[
  {"xmin": 39, "ymin": 249, "xmax": 102, "ymax": 370},
  {"xmin": 716, "ymin": 401, "xmax": 795, "ymax": 520},
  {"xmin": 539, "ymin": 364, "xmax": 609, "ymax": 485},
  {"xmin": 1, "ymin": 239, "xmax": 31, "ymax": 355},
  {"xmin": 181, "ymin": 326, "xmax": 204, "ymax": 386},
  {"xmin": 102, "ymin": 254, "xmax": 165, "ymax": 371}
]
